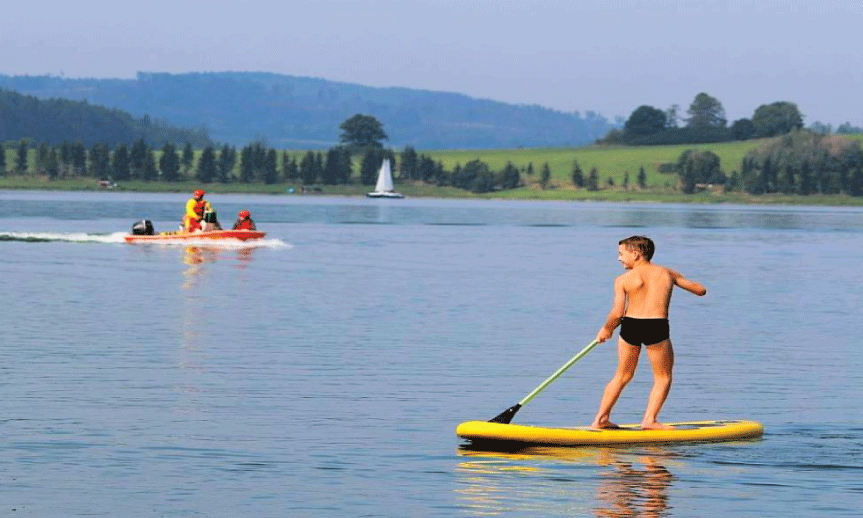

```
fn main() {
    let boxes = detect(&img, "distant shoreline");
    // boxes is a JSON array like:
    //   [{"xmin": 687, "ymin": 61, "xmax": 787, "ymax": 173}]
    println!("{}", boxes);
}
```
[
  {"xmin": 5, "ymin": 135, "xmax": 863, "ymax": 206},
  {"xmin": 2, "ymin": 175, "xmax": 862, "ymax": 206}
]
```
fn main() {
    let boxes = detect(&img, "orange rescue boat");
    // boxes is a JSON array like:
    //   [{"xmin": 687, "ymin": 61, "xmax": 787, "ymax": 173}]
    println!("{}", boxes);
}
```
[{"xmin": 125, "ymin": 229, "xmax": 266, "ymax": 243}]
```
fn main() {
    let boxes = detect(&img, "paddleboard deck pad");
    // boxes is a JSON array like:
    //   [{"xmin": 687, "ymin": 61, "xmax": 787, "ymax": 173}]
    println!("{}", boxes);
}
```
[{"xmin": 457, "ymin": 420, "xmax": 763, "ymax": 447}]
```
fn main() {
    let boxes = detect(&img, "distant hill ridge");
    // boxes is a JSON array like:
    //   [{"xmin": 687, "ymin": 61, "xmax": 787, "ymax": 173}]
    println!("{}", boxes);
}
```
[
  {"xmin": 0, "ymin": 87, "xmax": 210, "ymax": 148},
  {"xmin": 0, "ymin": 72, "xmax": 615, "ymax": 149}
]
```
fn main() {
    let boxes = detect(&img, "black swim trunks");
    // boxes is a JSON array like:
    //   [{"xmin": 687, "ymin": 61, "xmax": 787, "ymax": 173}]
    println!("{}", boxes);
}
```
[{"xmin": 619, "ymin": 317, "xmax": 670, "ymax": 347}]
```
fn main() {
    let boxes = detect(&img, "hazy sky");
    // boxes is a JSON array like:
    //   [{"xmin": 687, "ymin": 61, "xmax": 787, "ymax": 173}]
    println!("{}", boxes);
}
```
[{"xmin": 2, "ymin": 0, "xmax": 861, "ymax": 125}]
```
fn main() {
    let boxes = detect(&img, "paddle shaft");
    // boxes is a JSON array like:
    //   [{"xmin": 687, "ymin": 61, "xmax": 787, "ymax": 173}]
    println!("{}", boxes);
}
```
[
  {"xmin": 489, "ymin": 339, "xmax": 601, "ymax": 423},
  {"xmin": 518, "ymin": 340, "xmax": 600, "ymax": 406}
]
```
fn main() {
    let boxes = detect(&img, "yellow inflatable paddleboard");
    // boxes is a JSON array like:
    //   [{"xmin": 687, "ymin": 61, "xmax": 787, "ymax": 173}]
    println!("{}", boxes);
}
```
[{"xmin": 456, "ymin": 420, "xmax": 763, "ymax": 447}]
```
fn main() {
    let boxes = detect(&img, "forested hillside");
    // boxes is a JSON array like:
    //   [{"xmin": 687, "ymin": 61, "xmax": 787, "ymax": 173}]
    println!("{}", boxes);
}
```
[
  {"xmin": 0, "ymin": 88, "xmax": 211, "ymax": 148},
  {"xmin": 0, "ymin": 72, "xmax": 614, "ymax": 149}
]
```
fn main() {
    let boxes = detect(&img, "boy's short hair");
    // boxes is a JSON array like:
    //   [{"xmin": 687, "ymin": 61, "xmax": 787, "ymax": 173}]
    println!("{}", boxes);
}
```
[{"xmin": 619, "ymin": 235, "xmax": 655, "ymax": 261}]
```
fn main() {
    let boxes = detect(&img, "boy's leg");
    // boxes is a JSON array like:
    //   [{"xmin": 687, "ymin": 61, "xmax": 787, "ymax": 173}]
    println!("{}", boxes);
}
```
[
  {"xmin": 591, "ymin": 338, "xmax": 640, "ymax": 429},
  {"xmin": 641, "ymin": 339, "xmax": 674, "ymax": 430}
]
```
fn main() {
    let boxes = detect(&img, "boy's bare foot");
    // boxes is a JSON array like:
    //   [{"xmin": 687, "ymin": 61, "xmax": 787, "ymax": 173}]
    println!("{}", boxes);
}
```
[
  {"xmin": 590, "ymin": 420, "xmax": 622, "ymax": 430},
  {"xmin": 641, "ymin": 421, "xmax": 675, "ymax": 431}
]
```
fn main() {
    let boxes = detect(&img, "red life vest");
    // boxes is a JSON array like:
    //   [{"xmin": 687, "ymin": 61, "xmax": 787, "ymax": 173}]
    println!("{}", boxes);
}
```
[
  {"xmin": 233, "ymin": 218, "xmax": 255, "ymax": 230},
  {"xmin": 192, "ymin": 199, "xmax": 208, "ymax": 219}
]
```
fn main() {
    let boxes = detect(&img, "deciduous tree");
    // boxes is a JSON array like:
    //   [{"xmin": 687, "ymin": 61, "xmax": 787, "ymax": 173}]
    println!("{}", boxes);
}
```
[
  {"xmin": 340, "ymin": 114, "xmax": 388, "ymax": 149},
  {"xmin": 752, "ymin": 102, "xmax": 803, "ymax": 137},
  {"xmin": 676, "ymin": 149, "xmax": 725, "ymax": 192},
  {"xmin": 624, "ymin": 106, "xmax": 667, "ymax": 140},
  {"xmin": 686, "ymin": 93, "xmax": 726, "ymax": 128},
  {"xmin": 730, "ymin": 118, "xmax": 755, "ymax": 140}
]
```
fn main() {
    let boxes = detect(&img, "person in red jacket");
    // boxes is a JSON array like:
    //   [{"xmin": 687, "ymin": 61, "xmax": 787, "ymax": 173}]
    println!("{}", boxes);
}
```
[{"xmin": 232, "ymin": 210, "xmax": 257, "ymax": 230}]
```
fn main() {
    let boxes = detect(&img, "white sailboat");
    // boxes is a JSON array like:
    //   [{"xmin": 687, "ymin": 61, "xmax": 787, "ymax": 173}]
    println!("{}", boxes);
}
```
[{"xmin": 366, "ymin": 159, "xmax": 404, "ymax": 198}]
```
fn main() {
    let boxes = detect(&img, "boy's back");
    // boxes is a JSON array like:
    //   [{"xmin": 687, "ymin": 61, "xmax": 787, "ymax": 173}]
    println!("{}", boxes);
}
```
[{"xmin": 620, "ymin": 264, "xmax": 675, "ymax": 319}]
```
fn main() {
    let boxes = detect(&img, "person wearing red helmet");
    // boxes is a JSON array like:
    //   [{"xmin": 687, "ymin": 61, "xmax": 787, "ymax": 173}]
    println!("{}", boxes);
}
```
[
  {"xmin": 232, "ymin": 209, "xmax": 257, "ymax": 231},
  {"xmin": 183, "ymin": 189, "xmax": 213, "ymax": 232}
]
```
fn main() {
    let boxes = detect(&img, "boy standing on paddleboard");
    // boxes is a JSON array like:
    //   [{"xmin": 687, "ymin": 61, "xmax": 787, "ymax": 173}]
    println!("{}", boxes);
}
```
[{"xmin": 591, "ymin": 236, "xmax": 706, "ymax": 431}]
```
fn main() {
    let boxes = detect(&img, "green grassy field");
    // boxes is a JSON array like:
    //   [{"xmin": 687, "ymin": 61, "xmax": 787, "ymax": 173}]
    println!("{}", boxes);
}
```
[
  {"xmin": 424, "ymin": 139, "xmax": 763, "ymax": 190},
  {"xmin": 3, "ymin": 136, "xmax": 863, "ymax": 205}
]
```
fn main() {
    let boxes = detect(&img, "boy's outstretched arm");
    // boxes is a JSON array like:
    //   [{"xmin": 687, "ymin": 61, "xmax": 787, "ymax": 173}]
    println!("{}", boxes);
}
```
[
  {"xmin": 596, "ymin": 276, "xmax": 627, "ymax": 343},
  {"xmin": 671, "ymin": 270, "xmax": 707, "ymax": 296}
]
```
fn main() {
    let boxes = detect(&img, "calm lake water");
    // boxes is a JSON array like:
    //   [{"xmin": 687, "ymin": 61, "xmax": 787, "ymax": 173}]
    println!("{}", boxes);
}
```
[{"xmin": 1, "ymin": 191, "xmax": 861, "ymax": 517}]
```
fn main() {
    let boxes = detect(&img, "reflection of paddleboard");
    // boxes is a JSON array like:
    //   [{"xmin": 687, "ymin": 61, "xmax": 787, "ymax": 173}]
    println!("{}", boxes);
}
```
[
  {"xmin": 124, "ymin": 230, "xmax": 266, "ymax": 243},
  {"xmin": 457, "ymin": 420, "xmax": 763, "ymax": 447}
]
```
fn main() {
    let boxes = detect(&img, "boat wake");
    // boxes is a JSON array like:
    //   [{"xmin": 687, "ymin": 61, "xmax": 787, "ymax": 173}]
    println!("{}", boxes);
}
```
[
  {"xmin": 0, "ymin": 231, "xmax": 290, "ymax": 249},
  {"xmin": 0, "ymin": 231, "xmax": 129, "ymax": 243}
]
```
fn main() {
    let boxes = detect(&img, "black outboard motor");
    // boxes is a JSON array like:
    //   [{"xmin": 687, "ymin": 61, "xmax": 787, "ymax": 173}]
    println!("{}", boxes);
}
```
[
  {"xmin": 202, "ymin": 210, "xmax": 222, "ymax": 230},
  {"xmin": 132, "ymin": 220, "xmax": 155, "ymax": 235}
]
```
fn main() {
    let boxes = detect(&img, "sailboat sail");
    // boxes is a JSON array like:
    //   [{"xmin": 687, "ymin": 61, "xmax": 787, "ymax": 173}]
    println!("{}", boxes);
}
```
[
  {"xmin": 374, "ymin": 159, "xmax": 395, "ymax": 193},
  {"xmin": 367, "ymin": 158, "xmax": 403, "ymax": 198}
]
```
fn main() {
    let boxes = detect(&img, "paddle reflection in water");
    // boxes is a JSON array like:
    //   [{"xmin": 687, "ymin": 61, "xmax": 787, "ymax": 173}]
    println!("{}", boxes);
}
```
[{"xmin": 455, "ymin": 445, "xmax": 677, "ymax": 517}]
